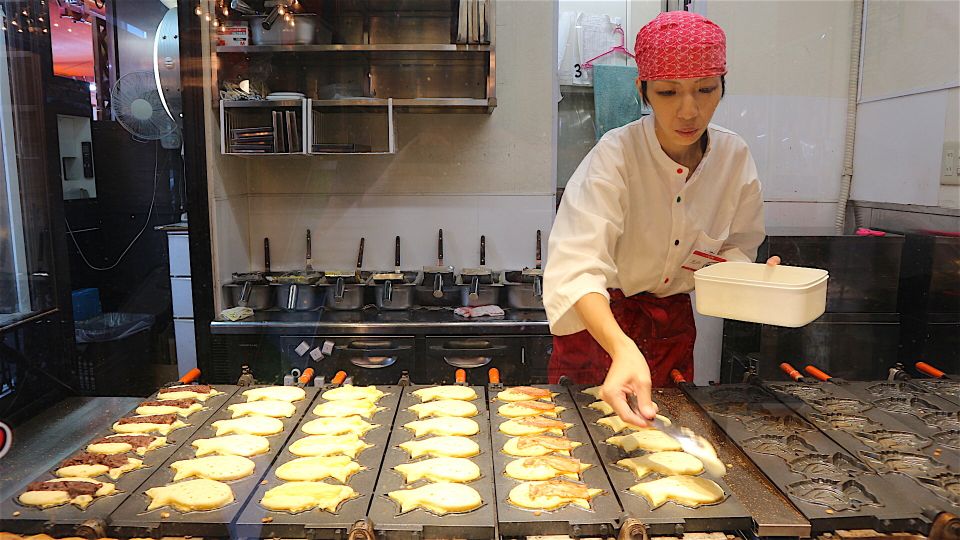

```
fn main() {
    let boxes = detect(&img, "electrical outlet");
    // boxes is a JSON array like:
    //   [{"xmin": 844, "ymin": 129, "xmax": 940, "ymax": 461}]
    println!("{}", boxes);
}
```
[{"xmin": 943, "ymin": 141, "xmax": 960, "ymax": 186}]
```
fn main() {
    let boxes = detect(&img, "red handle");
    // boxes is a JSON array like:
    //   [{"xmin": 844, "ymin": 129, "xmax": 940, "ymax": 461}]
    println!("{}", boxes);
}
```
[
  {"xmin": 298, "ymin": 368, "xmax": 315, "ymax": 385},
  {"xmin": 780, "ymin": 362, "xmax": 803, "ymax": 382},
  {"xmin": 916, "ymin": 362, "xmax": 946, "ymax": 379},
  {"xmin": 332, "ymin": 371, "xmax": 347, "ymax": 385},
  {"xmin": 488, "ymin": 368, "xmax": 501, "ymax": 384},
  {"xmin": 670, "ymin": 369, "xmax": 686, "ymax": 384},
  {"xmin": 804, "ymin": 365, "xmax": 831, "ymax": 382},
  {"xmin": 455, "ymin": 369, "xmax": 466, "ymax": 384},
  {"xmin": 179, "ymin": 368, "xmax": 201, "ymax": 384}
]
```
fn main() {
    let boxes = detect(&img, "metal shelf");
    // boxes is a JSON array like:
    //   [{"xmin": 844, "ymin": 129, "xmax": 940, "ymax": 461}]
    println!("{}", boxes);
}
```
[
  {"xmin": 216, "ymin": 44, "xmax": 491, "ymax": 54},
  {"xmin": 220, "ymin": 99, "xmax": 304, "ymax": 108}
]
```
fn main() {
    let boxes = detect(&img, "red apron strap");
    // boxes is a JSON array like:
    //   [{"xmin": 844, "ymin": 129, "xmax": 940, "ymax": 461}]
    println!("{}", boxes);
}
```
[{"xmin": 548, "ymin": 291, "xmax": 696, "ymax": 386}]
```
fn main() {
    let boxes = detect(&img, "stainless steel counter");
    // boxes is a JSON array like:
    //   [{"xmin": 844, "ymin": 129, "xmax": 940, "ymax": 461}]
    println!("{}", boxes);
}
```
[{"xmin": 210, "ymin": 307, "xmax": 550, "ymax": 335}]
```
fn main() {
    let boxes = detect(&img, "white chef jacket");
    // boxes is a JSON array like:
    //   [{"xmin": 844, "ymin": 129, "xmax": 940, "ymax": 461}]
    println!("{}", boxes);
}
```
[{"xmin": 544, "ymin": 114, "xmax": 766, "ymax": 336}]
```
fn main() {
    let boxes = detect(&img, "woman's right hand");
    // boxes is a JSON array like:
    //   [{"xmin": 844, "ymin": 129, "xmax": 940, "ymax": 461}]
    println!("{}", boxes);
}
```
[{"xmin": 598, "ymin": 340, "xmax": 658, "ymax": 427}]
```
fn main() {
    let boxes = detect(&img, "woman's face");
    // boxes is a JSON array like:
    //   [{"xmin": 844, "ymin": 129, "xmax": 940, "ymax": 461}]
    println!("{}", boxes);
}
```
[{"xmin": 641, "ymin": 77, "xmax": 723, "ymax": 151}]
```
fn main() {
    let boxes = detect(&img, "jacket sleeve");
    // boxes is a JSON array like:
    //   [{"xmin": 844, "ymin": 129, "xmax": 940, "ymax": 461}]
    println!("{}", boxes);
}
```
[
  {"xmin": 543, "ymin": 140, "xmax": 627, "ymax": 335},
  {"xmin": 719, "ymin": 154, "xmax": 766, "ymax": 263}
]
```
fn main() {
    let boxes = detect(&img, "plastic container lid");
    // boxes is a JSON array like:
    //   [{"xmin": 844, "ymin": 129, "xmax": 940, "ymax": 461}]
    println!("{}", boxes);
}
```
[{"xmin": 695, "ymin": 262, "xmax": 828, "ymax": 290}]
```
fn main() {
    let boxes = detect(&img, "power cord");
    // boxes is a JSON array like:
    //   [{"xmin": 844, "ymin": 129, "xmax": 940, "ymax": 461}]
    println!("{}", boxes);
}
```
[{"xmin": 65, "ymin": 140, "xmax": 161, "ymax": 271}]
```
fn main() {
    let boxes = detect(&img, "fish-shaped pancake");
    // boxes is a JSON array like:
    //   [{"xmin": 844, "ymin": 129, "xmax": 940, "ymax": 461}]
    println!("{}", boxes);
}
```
[
  {"xmin": 388, "ymin": 482, "xmax": 482, "ymax": 515},
  {"xmin": 260, "ymin": 481, "xmax": 357, "ymax": 513},
  {"xmin": 498, "ymin": 400, "xmax": 564, "ymax": 418},
  {"xmin": 301, "ymin": 416, "xmax": 378, "ymax": 436},
  {"xmin": 394, "ymin": 457, "xmax": 482, "ymax": 483},
  {"xmin": 504, "ymin": 455, "xmax": 591, "ymax": 481},
  {"xmin": 275, "ymin": 456, "xmax": 362, "ymax": 483},
  {"xmin": 403, "ymin": 417, "xmax": 480, "ymax": 437},
  {"xmin": 227, "ymin": 400, "xmax": 297, "ymax": 418},
  {"xmin": 499, "ymin": 415, "xmax": 572, "ymax": 436},
  {"xmin": 242, "ymin": 386, "xmax": 306, "ymax": 403},
  {"xmin": 629, "ymin": 475, "xmax": 725, "ymax": 508},
  {"xmin": 192, "ymin": 434, "xmax": 271, "ymax": 457},
  {"xmin": 408, "ymin": 400, "xmax": 478, "ymax": 419},
  {"xmin": 497, "ymin": 386, "xmax": 557, "ymax": 402},
  {"xmin": 399, "ymin": 436, "xmax": 480, "ymax": 459},
  {"xmin": 145, "ymin": 478, "xmax": 234, "ymax": 512},
  {"xmin": 170, "ymin": 455, "xmax": 256, "ymax": 481},
  {"xmin": 502, "ymin": 435, "xmax": 581, "ymax": 457},
  {"xmin": 412, "ymin": 385, "xmax": 478, "ymax": 402},
  {"xmin": 508, "ymin": 479, "xmax": 602, "ymax": 510}
]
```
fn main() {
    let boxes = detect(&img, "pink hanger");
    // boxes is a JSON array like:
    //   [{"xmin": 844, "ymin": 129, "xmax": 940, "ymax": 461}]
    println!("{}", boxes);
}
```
[{"xmin": 582, "ymin": 25, "xmax": 635, "ymax": 69}]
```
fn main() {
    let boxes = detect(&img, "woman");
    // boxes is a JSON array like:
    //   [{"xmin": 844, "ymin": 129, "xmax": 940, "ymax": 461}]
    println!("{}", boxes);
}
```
[{"xmin": 543, "ymin": 11, "xmax": 779, "ymax": 426}]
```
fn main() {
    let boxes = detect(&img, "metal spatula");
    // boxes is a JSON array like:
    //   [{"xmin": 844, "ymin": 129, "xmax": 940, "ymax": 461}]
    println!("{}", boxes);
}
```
[{"xmin": 627, "ymin": 393, "xmax": 727, "ymax": 477}]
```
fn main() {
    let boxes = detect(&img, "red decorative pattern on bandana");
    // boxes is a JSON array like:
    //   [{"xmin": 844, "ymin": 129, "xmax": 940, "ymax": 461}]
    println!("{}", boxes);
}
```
[{"xmin": 634, "ymin": 11, "xmax": 726, "ymax": 81}]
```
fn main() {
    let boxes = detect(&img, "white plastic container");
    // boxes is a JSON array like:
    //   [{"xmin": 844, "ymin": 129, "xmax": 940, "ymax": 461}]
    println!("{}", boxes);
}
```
[{"xmin": 694, "ymin": 262, "xmax": 829, "ymax": 327}]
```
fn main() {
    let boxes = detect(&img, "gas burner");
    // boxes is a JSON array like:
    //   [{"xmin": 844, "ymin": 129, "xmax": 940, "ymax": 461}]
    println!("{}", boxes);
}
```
[
  {"xmin": 742, "ymin": 434, "xmax": 817, "ymax": 458},
  {"xmin": 853, "ymin": 429, "xmax": 931, "ymax": 452},
  {"xmin": 742, "ymin": 415, "xmax": 813, "ymax": 435},
  {"xmin": 786, "ymin": 453, "xmax": 869, "ymax": 482},
  {"xmin": 808, "ymin": 397, "xmax": 873, "ymax": 415},
  {"xmin": 809, "ymin": 412, "xmax": 880, "ymax": 432},
  {"xmin": 786, "ymin": 479, "xmax": 880, "ymax": 512},
  {"xmin": 859, "ymin": 450, "xmax": 950, "ymax": 477},
  {"xmin": 767, "ymin": 383, "xmax": 829, "ymax": 401},
  {"xmin": 872, "ymin": 396, "xmax": 941, "ymax": 417}
]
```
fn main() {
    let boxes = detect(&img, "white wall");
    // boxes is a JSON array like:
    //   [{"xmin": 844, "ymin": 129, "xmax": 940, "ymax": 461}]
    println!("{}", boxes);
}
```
[{"xmin": 849, "ymin": 1, "xmax": 959, "ymax": 209}]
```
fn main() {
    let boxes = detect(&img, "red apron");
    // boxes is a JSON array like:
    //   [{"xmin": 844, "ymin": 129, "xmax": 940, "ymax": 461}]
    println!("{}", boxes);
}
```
[{"xmin": 547, "ymin": 290, "xmax": 696, "ymax": 386}]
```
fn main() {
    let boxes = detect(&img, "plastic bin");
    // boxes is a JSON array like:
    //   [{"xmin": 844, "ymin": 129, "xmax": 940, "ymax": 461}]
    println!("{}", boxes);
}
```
[
  {"xmin": 694, "ymin": 262, "xmax": 828, "ymax": 327},
  {"xmin": 75, "ymin": 313, "xmax": 155, "ymax": 395}
]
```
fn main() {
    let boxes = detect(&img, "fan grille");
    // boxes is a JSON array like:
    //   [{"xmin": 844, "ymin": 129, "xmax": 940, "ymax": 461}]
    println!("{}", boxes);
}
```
[{"xmin": 111, "ymin": 71, "xmax": 177, "ymax": 140}]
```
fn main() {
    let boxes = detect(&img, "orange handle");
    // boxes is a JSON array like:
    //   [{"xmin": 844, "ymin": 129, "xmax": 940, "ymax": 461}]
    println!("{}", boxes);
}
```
[
  {"xmin": 670, "ymin": 369, "xmax": 686, "ymax": 384},
  {"xmin": 488, "ymin": 368, "xmax": 501, "ymax": 384},
  {"xmin": 298, "ymin": 368, "xmax": 315, "ymax": 385},
  {"xmin": 916, "ymin": 362, "xmax": 946, "ymax": 379},
  {"xmin": 179, "ymin": 368, "xmax": 201, "ymax": 384},
  {"xmin": 455, "ymin": 369, "xmax": 467, "ymax": 384},
  {"xmin": 804, "ymin": 365, "xmax": 831, "ymax": 382},
  {"xmin": 332, "ymin": 371, "xmax": 347, "ymax": 385},
  {"xmin": 780, "ymin": 362, "xmax": 803, "ymax": 382}
]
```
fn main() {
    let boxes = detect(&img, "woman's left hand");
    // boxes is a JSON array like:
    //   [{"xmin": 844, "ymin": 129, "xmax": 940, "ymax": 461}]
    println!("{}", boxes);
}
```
[{"xmin": 766, "ymin": 255, "xmax": 781, "ymax": 266}]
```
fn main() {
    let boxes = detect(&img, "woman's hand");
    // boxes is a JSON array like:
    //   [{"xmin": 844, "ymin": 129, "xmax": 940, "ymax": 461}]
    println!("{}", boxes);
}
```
[
  {"xmin": 599, "ymin": 340, "xmax": 658, "ymax": 427},
  {"xmin": 766, "ymin": 255, "xmax": 781, "ymax": 266}
]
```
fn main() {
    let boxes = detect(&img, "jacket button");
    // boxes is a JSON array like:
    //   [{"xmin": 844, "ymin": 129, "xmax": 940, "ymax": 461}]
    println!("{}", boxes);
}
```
[
  {"xmin": 676, "ymin": 168, "xmax": 683, "ymax": 174},
  {"xmin": 664, "ymin": 277, "xmax": 670, "ymax": 284},
  {"xmin": 674, "ymin": 239, "xmax": 680, "ymax": 246},
  {"xmin": 676, "ymin": 196, "xmax": 682, "ymax": 203}
]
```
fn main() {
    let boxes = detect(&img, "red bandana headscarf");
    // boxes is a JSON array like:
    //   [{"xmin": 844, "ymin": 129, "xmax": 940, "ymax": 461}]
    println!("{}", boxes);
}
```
[{"xmin": 634, "ymin": 11, "xmax": 727, "ymax": 81}]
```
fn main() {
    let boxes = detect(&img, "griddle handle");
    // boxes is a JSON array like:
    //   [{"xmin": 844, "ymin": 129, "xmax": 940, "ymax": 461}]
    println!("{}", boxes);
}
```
[
  {"xmin": 535, "ymin": 229, "xmax": 542, "ymax": 269},
  {"xmin": 455, "ymin": 369, "xmax": 467, "ymax": 384},
  {"xmin": 298, "ymin": 368, "xmax": 314, "ymax": 386},
  {"xmin": 357, "ymin": 237, "xmax": 365, "ymax": 269},
  {"xmin": 916, "ymin": 361, "xmax": 946, "ymax": 379},
  {"xmin": 394, "ymin": 236, "xmax": 401, "ymax": 269},
  {"xmin": 488, "ymin": 368, "xmax": 501, "ymax": 384},
  {"xmin": 306, "ymin": 230, "xmax": 312, "ymax": 261},
  {"xmin": 179, "ymin": 368, "xmax": 201, "ymax": 384},
  {"xmin": 780, "ymin": 362, "xmax": 804, "ymax": 381},
  {"xmin": 438, "ymin": 229, "xmax": 444, "ymax": 266},
  {"xmin": 670, "ymin": 369, "xmax": 685, "ymax": 385},
  {"xmin": 332, "ymin": 371, "xmax": 347, "ymax": 385},
  {"xmin": 264, "ymin": 238, "xmax": 271, "ymax": 272},
  {"xmin": 480, "ymin": 235, "xmax": 486, "ymax": 266},
  {"xmin": 804, "ymin": 365, "xmax": 832, "ymax": 382}
]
